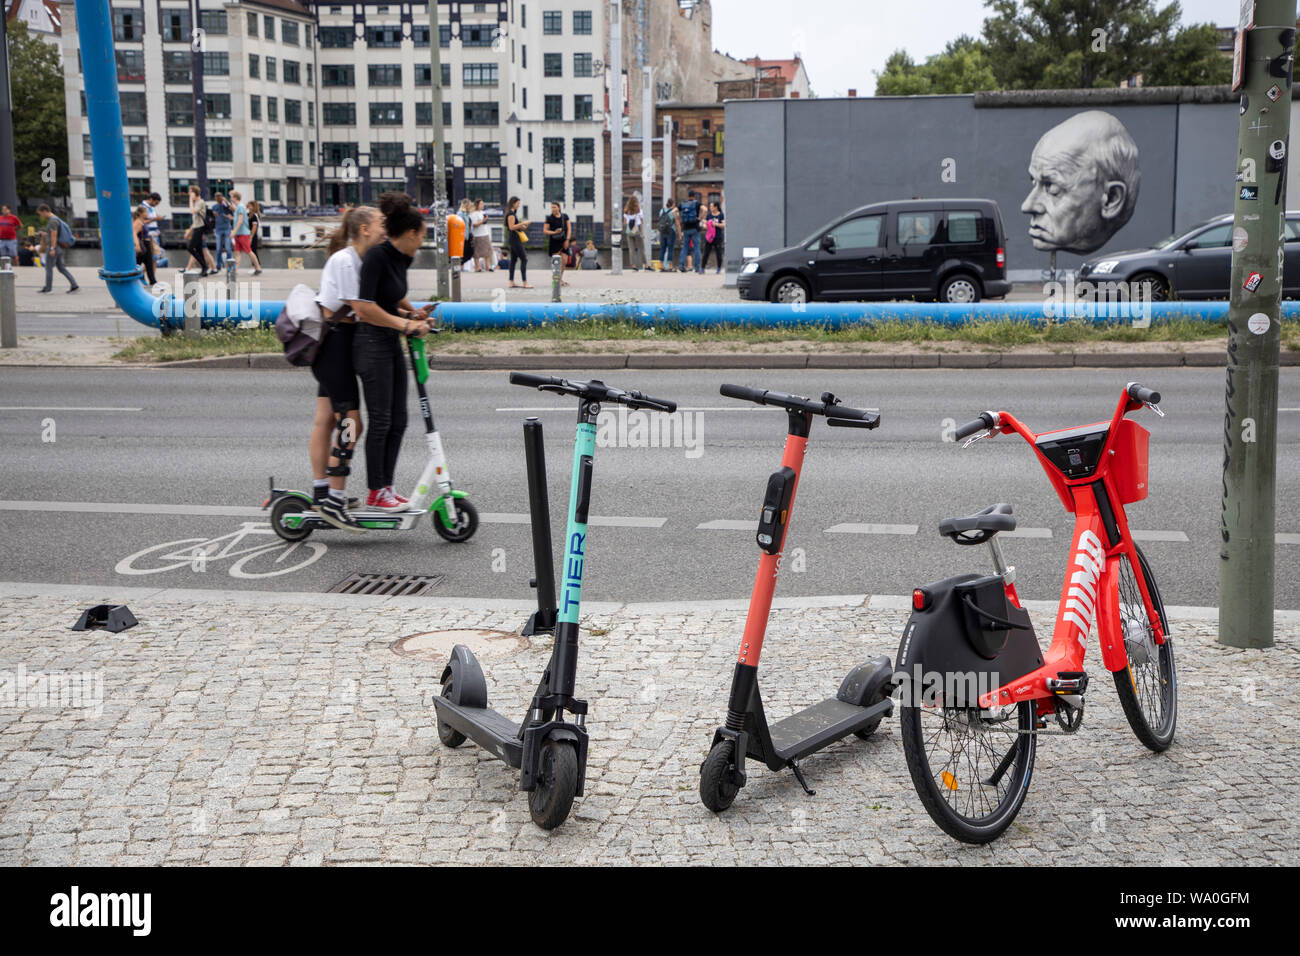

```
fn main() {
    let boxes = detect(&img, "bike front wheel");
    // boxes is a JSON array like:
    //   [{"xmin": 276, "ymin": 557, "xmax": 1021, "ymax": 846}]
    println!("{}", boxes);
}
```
[
  {"xmin": 901, "ymin": 700, "xmax": 1036, "ymax": 844},
  {"xmin": 1112, "ymin": 546, "xmax": 1177, "ymax": 752}
]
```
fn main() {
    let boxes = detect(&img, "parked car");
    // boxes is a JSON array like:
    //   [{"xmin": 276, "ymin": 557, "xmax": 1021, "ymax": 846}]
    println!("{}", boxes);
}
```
[
  {"xmin": 737, "ymin": 198, "xmax": 1011, "ymax": 304},
  {"xmin": 1078, "ymin": 211, "xmax": 1300, "ymax": 300}
]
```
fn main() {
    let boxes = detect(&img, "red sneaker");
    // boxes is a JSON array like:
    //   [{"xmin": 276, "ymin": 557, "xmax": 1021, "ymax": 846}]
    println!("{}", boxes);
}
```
[
  {"xmin": 385, "ymin": 486, "xmax": 411, "ymax": 507},
  {"xmin": 365, "ymin": 488, "xmax": 406, "ymax": 513}
]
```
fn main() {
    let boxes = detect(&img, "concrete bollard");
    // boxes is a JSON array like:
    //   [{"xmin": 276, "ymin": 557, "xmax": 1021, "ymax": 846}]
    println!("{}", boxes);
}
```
[
  {"xmin": 450, "ymin": 255, "xmax": 462, "ymax": 303},
  {"xmin": 182, "ymin": 271, "xmax": 201, "ymax": 339},
  {"xmin": 0, "ymin": 257, "xmax": 16, "ymax": 349},
  {"xmin": 551, "ymin": 254, "xmax": 562, "ymax": 302}
]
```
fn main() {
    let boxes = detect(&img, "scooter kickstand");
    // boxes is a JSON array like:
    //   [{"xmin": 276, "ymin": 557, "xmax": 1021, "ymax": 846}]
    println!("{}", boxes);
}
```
[{"xmin": 789, "ymin": 760, "xmax": 816, "ymax": 797}]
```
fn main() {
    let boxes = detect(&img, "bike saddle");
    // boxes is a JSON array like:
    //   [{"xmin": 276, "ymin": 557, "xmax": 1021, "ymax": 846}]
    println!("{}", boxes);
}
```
[{"xmin": 938, "ymin": 503, "xmax": 1016, "ymax": 544}]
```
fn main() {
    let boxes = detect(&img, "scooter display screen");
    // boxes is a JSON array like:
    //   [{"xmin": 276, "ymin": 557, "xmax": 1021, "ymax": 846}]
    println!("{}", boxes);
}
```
[
  {"xmin": 1035, "ymin": 424, "xmax": 1109, "ymax": 479},
  {"xmin": 756, "ymin": 467, "xmax": 796, "ymax": 554}
]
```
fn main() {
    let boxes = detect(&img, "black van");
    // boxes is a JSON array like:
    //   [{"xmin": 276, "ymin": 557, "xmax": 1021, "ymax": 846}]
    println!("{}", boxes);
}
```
[{"xmin": 736, "ymin": 199, "xmax": 1010, "ymax": 304}]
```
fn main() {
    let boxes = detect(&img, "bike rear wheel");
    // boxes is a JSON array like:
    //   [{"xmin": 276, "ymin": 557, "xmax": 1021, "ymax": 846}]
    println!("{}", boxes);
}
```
[
  {"xmin": 901, "ymin": 700, "xmax": 1036, "ymax": 844},
  {"xmin": 1112, "ymin": 545, "xmax": 1177, "ymax": 752}
]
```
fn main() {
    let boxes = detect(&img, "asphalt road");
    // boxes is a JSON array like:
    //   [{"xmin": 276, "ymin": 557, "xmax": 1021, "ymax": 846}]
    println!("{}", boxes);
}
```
[{"xmin": 2, "ymin": 366, "xmax": 1297, "ymax": 608}]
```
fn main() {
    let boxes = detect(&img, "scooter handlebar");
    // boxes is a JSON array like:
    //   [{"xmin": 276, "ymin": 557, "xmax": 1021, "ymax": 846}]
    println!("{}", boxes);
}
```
[
  {"xmin": 509, "ymin": 372, "xmax": 677, "ymax": 412},
  {"xmin": 721, "ymin": 383, "xmax": 877, "ymax": 425},
  {"xmin": 509, "ymin": 371, "xmax": 562, "ymax": 389},
  {"xmin": 1127, "ymin": 382, "xmax": 1161, "ymax": 405},
  {"xmin": 954, "ymin": 412, "xmax": 997, "ymax": 440}
]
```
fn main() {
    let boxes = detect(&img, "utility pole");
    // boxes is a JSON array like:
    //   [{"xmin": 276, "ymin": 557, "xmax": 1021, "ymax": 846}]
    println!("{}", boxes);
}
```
[
  {"xmin": 428, "ymin": 0, "xmax": 448, "ymax": 298},
  {"xmin": 1220, "ymin": 0, "xmax": 1295, "ymax": 649},
  {"xmin": 191, "ymin": 0, "xmax": 208, "ymax": 195},
  {"xmin": 662, "ymin": 113, "xmax": 672, "ymax": 212},
  {"xmin": 0, "ymin": 17, "xmax": 19, "ymax": 209},
  {"xmin": 608, "ymin": 1, "xmax": 623, "ymax": 274},
  {"xmin": 642, "ymin": 65, "xmax": 652, "ymax": 267}
]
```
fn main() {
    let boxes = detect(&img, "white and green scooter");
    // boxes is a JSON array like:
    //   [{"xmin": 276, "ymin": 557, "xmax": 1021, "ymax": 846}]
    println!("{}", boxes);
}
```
[{"xmin": 264, "ymin": 334, "xmax": 478, "ymax": 543}]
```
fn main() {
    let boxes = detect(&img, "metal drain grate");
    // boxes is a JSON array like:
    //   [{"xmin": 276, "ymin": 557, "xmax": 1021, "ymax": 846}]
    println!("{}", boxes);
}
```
[{"xmin": 329, "ymin": 573, "xmax": 444, "ymax": 596}]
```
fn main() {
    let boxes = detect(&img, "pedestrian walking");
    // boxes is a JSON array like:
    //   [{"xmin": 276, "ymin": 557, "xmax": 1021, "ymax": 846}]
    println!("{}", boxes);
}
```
[
  {"xmin": 505, "ymin": 196, "xmax": 532, "ymax": 288},
  {"xmin": 470, "ymin": 199, "xmax": 493, "ymax": 272},
  {"xmin": 700, "ymin": 201, "xmax": 725, "ymax": 274},
  {"xmin": 185, "ymin": 185, "xmax": 216, "ymax": 274},
  {"xmin": 132, "ymin": 206, "xmax": 158, "ymax": 287},
  {"xmin": 138, "ymin": 192, "xmax": 166, "ymax": 268},
  {"xmin": 457, "ymin": 198, "xmax": 474, "ymax": 263},
  {"xmin": 543, "ymin": 201, "xmax": 572, "ymax": 285},
  {"xmin": 34, "ymin": 204, "xmax": 79, "ymax": 293},
  {"xmin": 623, "ymin": 197, "xmax": 644, "ymax": 271},
  {"xmin": 0, "ymin": 203, "xmax": 21, "ymax": 262},
  {"xmin": 246, "ymin": 200, "xmax": 264, "ymax": 274},
  {"xmin": 658, "ymin": 197, "xmax": 680, "ymax": 271},
  {"xmin": 677, "ymin": 189, "xmax": 702, "ymax": 273},
  {"xmin": 212, "ymin": 193, "xmax": 234, "ymax": 269},
  {"xmin": 230, "ymin": 190, "xmax": 262, "ymax": 275}
]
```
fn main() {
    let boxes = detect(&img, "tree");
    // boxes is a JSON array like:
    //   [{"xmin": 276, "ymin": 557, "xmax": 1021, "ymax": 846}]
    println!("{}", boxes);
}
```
[
  {"xmin": 875, "ymin": 37, "xmax": 998, "ymax": 96},
  {"xmin": 6, "ymin": 21, "xmax": 68, "ymax": 209}
]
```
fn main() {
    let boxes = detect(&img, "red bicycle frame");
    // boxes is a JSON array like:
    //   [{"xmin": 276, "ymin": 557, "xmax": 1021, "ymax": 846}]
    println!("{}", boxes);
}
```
[{"xmin": 975, "ymin": 389, "xmax": 1166, "ymax": 713}]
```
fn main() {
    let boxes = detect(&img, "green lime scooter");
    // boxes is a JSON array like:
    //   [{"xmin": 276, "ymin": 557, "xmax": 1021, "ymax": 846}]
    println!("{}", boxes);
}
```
[{"xmin": 264, "ymin": 333, "xmax": 478, "ymax": 543}]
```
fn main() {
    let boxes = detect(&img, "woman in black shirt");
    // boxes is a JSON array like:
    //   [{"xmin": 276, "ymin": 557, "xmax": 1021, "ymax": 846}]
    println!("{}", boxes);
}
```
[
  {"xmin": 352, "ymin": 192, "xmax": 433, "ymax": 511},
  {"xmin": 505, "ymin": 196, "xmax": 531, "ymax": 288}
]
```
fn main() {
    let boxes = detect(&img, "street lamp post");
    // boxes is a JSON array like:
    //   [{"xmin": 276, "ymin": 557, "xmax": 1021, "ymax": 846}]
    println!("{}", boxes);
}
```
[{"xmin": 428, "ymin": 1, "xmax": 448, "ymax": 299}]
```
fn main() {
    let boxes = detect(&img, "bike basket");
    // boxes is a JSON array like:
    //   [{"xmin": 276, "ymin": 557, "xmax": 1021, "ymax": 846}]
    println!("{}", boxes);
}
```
[
  {"xmin": 955, "ymin": 574, "xmax": 1013, "ymax": 660},
  {"xmin": 1112, "ymin": 418, "xmax": 1150, "ymax": 504}
]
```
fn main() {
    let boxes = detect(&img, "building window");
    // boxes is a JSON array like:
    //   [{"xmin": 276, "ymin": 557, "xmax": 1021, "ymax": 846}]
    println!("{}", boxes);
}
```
[
  {"xmin": 462, "ymin": 23, "xmax": 495, "ymax": 46},
  {"xmin": 573, "ymin": 178, "xmax": 594, "ymax": 202},
  {"xmin": 267, "ymin": 97, "xmax": 278, "ymax": 122},
  {"xmin": 165, "ymin": 92, "xmax": 193, "ymax": 126},
  {"xmin": 252, "ymin": 138, "xmax": 264, "ymax": 163},
  {"xmin": 575, "ymin": 215, "xmax": 594, "ymax": 239},
  {"xmin": 112, "ymin": 9, "xmax": 143, "ymax": 41},
  {"xmin": 572, "ymin": 138, "xmax": 595, "ymax": 163},
  {"xmin": 319, "ymin": 26, "xmax": 352, "ymax": 48},
  {"xmin": 162, "ymin": 50, "xmax": 191, "ymax": 83},
  {"xmin": 246, "ymin": 11, "xmax": 257, "ymax": 34},
  {"xmin": 120, "ymin": 92, "xmax": 147, "ymax": 125},
  {"xmin": 161, "ymin": 8, "xmax": 191, "ymax": 43},
  {"xmin": 307, "ymin": 63, "xmax": 313, "ymax": 87},
  {"xmin": 466, "ymin": 182, "xmax": 498, "ymax": 203},
  {"xmin": 85, "ymin": 177, "xmax": 96, "ymax": 199},
  {"xmin": 445, "ymin": 102, "xmax": 453, "ymax": 125},
  {"xmin": 323, "ymin": 102, "xmax": 355, "ymax": 125},
  {"xmin": 287, "ymin": 141, "xmax": 303, "ymax": 165},
  {"xmin": 266, "ymin": 56, "xmax": 277, "ymax": 82},
  {"xmin": 323, "ymin": 64, "xmax": 354, "ymax": 87},
  {"xmin": 205, "ymin": 93, "xmax": 232, "ymax": 119},
  {"xmin": 544, "ymin": 95, "xmax": 562, "ymax": 121},
  {"xmin": 463, "ymin": 102, "xmax": 499, "ymax": 125},
  {"xmin": 203, "ymin": 52, "xmax": 229, "ymax": 76},
  {"xmin": 542, "ymin": 137, "xmax": 564, "ymax": 163},
  {"xmin": 198, "ymin": 10, "xmax": 227, "ymax": 34},
  {"xmin": 283, "ymin": 60, "xmax": 300, "ymax": 84},
  {"xmin": 543, "ymin": 53, "xmax": 562, "ymax": 77},
  {"xmin": 282, "ymin": 20, "xmax": 299, "ymax": 45},
  {"xmin": 367, "ymin": 26, "xmax": 402, "ymax": 47},
  {"xmin": 543, "ymin": 177, "xmax": 564, "ymax": 202},
  {"xmin": 170, "ymin": 179, "xmax": 195, "ymax": 206},
  {"xmin": 369, "ymin": 64, "xmax": 402, "ymax": 86},
  {"xmin": 82, "ymin": 134, "xmax": 92, "ymax": 159},
  {"xmin": 573, "ymin": 95, "xmax": 592, "ymax": 121},
  {"xmin": 209, "ymin": 137, "xmax": 233, "ymax": 162},
  {"xmin": 253, "ymin": 180, "xmax": 264, "ymax": 201},
  {"xmin": 416, "ymin": 102, "xmax": 432, "ymax": 126},
  {"xmin": 115, "ymin": 49, "xmax": 145, "ymax": 83},
  {"xmin": 271, "ymin": 181, "xmax": 280, "ymax": 201},
  {"xmin": 413, "ymin": 24, "xmax": 430, "ymax": 47},
  {"xmin": 463, "ymin": 63, "xmax": 498, "ymax": 87},
  {"xmin": 269, "ymin": 139, "xmax": 280, "ymax": 163},
  {"xmin": 573, "ymin": 10, "xmax": 592, "ymax": 34},
  {"xmin": 323, "ymin": 142, "xmax": 360, "ymax": 165},
  {"xmin": 370, "ymin": 102, "xmax": 404, "ymax": 125},
  {"xmin": 250, "ymin": 95, "xmax": 262, "ymax": 121},
  {"xmin": 263, "ymin": 15, "xmax": 275, "ymax": 39},
  {"xmin": 439, "ymin": 23, "xmax": 451, "ymax": 46},
  {"xmin": 543, "ymin": 10, "xmax": 561, "ymax": 34},
  {"xmin": 370, "ymin": 142, "xmax": 404, "ymax": 165},
  {"xmin": 464, "ymin": 142, "xmax": 500, "ymax": 166},
  {"xmin": 573, "ymin": 53, "xmax": 593, "ymax": 78},
  {"xmin": 308, "ymin": 102, "xmax": 315, "ymax": 126},
  {"xmin": 285, "ymin": 99, "xmax": 302, "ymax": 124},
  {"xmin": 128, "ymin": 177, "xmax": 151, "ymax": 203},
  {"xmin": 248, "ymin": 54, "xmax": 260, "ymax": 79}
]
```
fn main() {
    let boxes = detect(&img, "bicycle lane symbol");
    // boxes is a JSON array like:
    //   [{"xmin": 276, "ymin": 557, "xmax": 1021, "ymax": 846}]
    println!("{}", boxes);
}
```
[{"xmin": 114, "ymin": 522, "xmax": 328, "ymax": 579}]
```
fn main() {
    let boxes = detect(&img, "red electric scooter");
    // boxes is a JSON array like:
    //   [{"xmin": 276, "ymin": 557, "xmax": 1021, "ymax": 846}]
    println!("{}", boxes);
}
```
[{"xmin": 699, "ymin": 384, "xmax": 895, "ymax": 812}]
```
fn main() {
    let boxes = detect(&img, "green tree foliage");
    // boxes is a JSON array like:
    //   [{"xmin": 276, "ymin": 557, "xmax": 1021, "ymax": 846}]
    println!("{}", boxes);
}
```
[
  {"xmin": 875, "ymin": 1, "xmax": 1231, "ymax": 94},
  {"xmin": 6, "ymin": 21, "xmax": 68, "ymax": 208}
]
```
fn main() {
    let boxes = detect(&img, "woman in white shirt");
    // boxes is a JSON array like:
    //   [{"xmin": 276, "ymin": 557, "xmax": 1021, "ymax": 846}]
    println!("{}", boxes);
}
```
[
  {"xmin": 308, "ymin": 205, "xmax": 385, "ymax": 531},
  {"xmin": 470, "ymin": 199, "xmax": 492, "ymax": 273},
  {"xmin": 623, "ymin": 197, "xmax": 644, "ymax": 271}
]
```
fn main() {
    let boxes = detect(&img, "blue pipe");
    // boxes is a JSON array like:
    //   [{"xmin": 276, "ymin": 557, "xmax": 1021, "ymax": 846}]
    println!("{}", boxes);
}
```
[{"xmin": 76, "ymin": 0, "xmax": 1300, "ymax": 332}]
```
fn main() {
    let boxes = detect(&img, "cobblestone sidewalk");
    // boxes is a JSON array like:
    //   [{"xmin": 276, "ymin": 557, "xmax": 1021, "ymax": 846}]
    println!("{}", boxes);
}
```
[{"xmin": 1, "ymin": 585, "xmax": 1295, "ymax": 866}]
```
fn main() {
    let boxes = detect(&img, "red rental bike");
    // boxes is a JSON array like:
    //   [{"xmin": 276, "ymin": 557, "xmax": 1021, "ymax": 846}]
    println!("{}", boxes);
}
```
[{"xmin": 896, "ymin": 382, "xmax": 1176, "ymax": 843}]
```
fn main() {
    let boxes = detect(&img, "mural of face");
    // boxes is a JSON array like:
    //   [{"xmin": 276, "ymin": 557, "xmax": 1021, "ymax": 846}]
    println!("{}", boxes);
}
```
[{"xmin": 1021, "ymin": 110, "xmax": 1141, "ymax": 255}]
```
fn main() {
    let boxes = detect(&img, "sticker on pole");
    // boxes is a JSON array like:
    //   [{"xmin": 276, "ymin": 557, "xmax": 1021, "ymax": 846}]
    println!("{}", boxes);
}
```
[
  {"xmin": 1233, "ymin": 226, "xmax": 1250, "ymax": 251},
  {"xmin": 1248, "ymin": 312, "xmax": 1270, "ymax": 334},
  {"xmin": 1240, "ymin": 185, "xmax": 1259, "ymax": 201},
  {"xmin": 1244, "ymin": 271, "xmax": 1263, "ymax": 292},
  {"xmin": 1268, "ymin": 84, "xmax": 1283, "ymax": 102}
]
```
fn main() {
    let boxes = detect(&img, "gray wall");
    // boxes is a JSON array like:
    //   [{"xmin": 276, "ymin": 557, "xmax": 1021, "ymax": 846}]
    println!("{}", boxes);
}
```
[{"xmin": 723, "ymin": 93, "xmax": 1259, "ymax": 283}]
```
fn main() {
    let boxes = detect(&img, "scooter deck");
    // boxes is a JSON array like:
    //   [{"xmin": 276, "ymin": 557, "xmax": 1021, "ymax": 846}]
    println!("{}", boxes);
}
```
[
  {"xmin": 431, "ymin": 696, "xmax": 524, "ymax": 768},
  {"xmin": 768, "ymin": 697, "xmax": 892, "ymax": 763}
]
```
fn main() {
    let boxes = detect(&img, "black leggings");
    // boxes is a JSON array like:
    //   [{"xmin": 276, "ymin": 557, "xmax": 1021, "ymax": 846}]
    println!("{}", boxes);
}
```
[
  {"xmin": 509, "ymin": 235, "xmax": 527, "ymax": 281},
  {"xmin": 136, "ymin": 248, "xmax": 156, "ymax": 286},
  {"xmin": 701, "ymin": 237, "xmax": 724, "ymax": 271},
  {"xmin": 353, "ymin": 325, "xmax": 408, "ymax": 491},
  {"xmin": 186, "ymin": 229, "xmax": 207, "ymax": 268}
]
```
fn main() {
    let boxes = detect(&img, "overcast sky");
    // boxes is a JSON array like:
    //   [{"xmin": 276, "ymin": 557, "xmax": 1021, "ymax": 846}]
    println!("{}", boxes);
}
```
[{"xmin": 709, "ymin": 0, "xmax": 1233, "ymax": 96}]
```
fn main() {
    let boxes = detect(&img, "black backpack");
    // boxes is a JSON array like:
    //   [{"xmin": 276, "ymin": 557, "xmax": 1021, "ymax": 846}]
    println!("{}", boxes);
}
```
[{"xmin": 203, "ymin": 206, "xmax": 216, "ymax": 231}]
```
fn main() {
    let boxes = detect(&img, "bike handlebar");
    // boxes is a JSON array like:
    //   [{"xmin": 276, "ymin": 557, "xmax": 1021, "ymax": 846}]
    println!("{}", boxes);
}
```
[
  {"xmin": 954, "ymin": 412, "xmax": 997, "ymax": 440},
  {"xmin": 509, "ymin": 372, "xmax": 678, "ymax": 412},
  {"xmin": 1127, "ymin": 382, "xmax": 1161, "ymax": 405},
  {"xmin": 719, "ymin": 384, "xmax": 880, "ymax": 429}
]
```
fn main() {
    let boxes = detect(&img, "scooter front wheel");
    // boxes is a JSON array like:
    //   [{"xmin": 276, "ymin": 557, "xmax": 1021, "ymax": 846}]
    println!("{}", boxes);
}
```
[
  {"xmin": 432, "ymin": 497, "xmax": 479, "ymax": 543},
  {"xmin": 528, "ymin": 739, "xmax": 578, "ymax": 830},
  {"xmin": 436, "ymin": 680, "xmax": 466, "ymax": 748},
  {"xmin": 269, "ymin": 495, "xmax": 314, "ymax": 542},
  {"xmin": 699, "ymin": 740, "xmax": 740, "ymax": 813}
]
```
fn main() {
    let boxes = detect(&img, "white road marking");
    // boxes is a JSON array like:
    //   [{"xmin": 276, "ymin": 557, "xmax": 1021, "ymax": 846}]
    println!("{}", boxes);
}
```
[
  {"xmin": 825, "ymin": 523, "xmax": 919, "ymax": 535},
  {"xmin": 1130, "ymin": 529, "xmax": 1191, "ymax": 543},
  {"xmin": 0, "ymin": 406, "xmax": 143, "ymax": 412},
  {"xmin": 697, "ymin": 519, "xmax": 756, "ymax": 530},
  {"xmin": 1278, "ymin": 533, "xmax": 1300, "ymax": 545},
  {"xmin": 1279, "ymin": 408, "xmax": 1300, "ymax": 412}
]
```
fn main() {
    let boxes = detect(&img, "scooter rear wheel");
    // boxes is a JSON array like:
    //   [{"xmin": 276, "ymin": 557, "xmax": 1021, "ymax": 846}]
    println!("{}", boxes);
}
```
[
  {"xmin": 699, "ymin": 740, "xmax": 740, "ymax": 812},
  {"xmin": 528, "ymin": 739, "xmax": 578, "ymax": 830},
  {"xmin": 436, "ymin": 681, "xmax": 466, "ymax": 748},
  {"xmin": 433, "ymin": 497, "xmax": 479, "ymax": 543},
  {"xmin": 269, "ymin": 495, "xmax": 314, "ymax": 542}
]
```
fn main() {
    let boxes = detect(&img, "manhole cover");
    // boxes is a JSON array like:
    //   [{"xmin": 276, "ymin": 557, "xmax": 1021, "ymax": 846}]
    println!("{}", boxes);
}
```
[
  {"xmin": 391, "ymin": 628, "xmax": 527, "ymax": 663},
  {"xmin": 330, "ymin": 573, "xmax": 444, "ymax": 596}
]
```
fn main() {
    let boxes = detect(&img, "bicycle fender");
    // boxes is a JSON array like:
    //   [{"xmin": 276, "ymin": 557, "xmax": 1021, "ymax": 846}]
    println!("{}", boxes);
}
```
[
  {"xmin": 439, "ymin": 644, "xmax": 488, "ymax": 709},
  {"xmin": 1097, "ymin": 555, "xmax": 1130, "ymax": 673}
]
